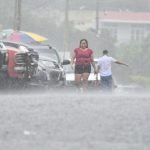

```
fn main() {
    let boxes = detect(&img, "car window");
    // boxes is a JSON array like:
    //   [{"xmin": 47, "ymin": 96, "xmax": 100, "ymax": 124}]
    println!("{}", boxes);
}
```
[{"xmin": 35, "ymin": 47, "xmax": 60, "ymax": 63}]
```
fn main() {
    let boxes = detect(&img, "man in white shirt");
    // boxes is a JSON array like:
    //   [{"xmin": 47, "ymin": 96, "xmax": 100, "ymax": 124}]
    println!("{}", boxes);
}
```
[{"xmin": 97, "ymin": 49, "xmax": 128, "ymax": 92}]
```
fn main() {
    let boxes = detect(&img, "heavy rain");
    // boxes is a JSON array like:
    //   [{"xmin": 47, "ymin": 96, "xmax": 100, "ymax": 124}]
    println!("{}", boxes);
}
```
[{"xmin": 0, "ymin": 0, "xmax": 150, "ymax": 150}]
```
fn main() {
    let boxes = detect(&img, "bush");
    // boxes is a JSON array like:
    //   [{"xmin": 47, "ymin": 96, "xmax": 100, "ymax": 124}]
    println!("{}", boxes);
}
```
[{"xmin": 130, "ymin": 75, "xmax": 150, "ymax": 88}]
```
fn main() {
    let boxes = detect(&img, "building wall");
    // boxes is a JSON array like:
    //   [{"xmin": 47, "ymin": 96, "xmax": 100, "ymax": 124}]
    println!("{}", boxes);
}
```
[
  {"xmin": 101, "ymin": 22, "xmax": 150, "ymax": 44},
  {"xmin": 117, "ymin": 23, "xmax": 132, "ymax": 44},
  {"xmin": 69, "ymin": 11, "xmax": 150, "ymax": 44}
]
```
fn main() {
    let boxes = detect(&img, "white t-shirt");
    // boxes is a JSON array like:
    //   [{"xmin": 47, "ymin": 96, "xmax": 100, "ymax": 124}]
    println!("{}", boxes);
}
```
[{"xmin": 97, "ymin": 55, "xmax": 117, "ymax": 76}]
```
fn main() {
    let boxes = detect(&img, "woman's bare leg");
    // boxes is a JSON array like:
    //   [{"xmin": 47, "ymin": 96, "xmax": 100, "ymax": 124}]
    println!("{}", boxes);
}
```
[
  {"xmin": 82, "ymin": 73, "xmax": 90, "ymax": 91},
  {"xmin": 75, "ymin": 74, "xmax": 82, "ymax": 89}
]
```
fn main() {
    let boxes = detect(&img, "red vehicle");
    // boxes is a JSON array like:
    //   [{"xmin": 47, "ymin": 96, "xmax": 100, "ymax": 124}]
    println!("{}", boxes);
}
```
[
  {"xmin": 0, "ymin": 41, "xmax": 70, "ymax": 89},
  {"xmin": 0, "ymin": 41, "xmax": 38, "ymax": 88}
]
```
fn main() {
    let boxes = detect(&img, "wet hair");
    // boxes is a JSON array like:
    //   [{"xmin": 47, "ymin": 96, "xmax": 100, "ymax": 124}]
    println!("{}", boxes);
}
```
[
  {"xmin": 79, "ymin": 39, "xmax": 88, "ymax": 48},
  {"xmin": 103, "ymin": 49, "xmax": 108, "ymax": 54}
]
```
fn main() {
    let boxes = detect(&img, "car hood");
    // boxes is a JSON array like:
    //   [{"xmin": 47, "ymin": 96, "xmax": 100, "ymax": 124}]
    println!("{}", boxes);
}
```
[{"xmin": 39, "ymin": 56, "xmax": 58, "ymax": 63}]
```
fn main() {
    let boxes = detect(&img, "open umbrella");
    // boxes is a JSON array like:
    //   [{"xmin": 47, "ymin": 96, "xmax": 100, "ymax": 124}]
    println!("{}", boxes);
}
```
[{"xmin": 0, "ymin": 29, "xmax": 47, "ymax": 44}]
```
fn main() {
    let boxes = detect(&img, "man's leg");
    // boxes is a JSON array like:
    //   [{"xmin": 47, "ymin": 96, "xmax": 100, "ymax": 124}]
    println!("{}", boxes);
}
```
[
  {"xmin": 100, "ymin": 76, "xmax": 107, "ymax": 91},
  {"xmin": 107, "ymin": 75, "xmax": 113, "ymax": 92}
]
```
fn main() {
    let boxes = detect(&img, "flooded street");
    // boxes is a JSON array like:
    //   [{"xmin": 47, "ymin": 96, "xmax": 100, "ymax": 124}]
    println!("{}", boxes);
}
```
[
  {"xmin": 0, "ymin": 90, "xmax": 150, "ymax": 150},
  {"xmin": 1, "ymin": 0, "xmax": 150, "ymax": 150}
]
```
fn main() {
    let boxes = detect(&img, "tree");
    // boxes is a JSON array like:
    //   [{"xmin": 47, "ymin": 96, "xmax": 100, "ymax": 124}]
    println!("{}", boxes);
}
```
[
  {"xmin": 141, "ymin": 35, "xmax": 150, "ymax": 75},
  {"xmin": 115, "ymin": 35, "xmax": 150, "ymax": 85},
  {"xmin": 96, "ymin": 29, "xmax": 116, "ymax": 56}
]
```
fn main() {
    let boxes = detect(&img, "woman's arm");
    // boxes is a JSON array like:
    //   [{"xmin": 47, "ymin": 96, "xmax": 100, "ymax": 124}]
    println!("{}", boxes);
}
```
[
  {"xmin": 71, "ymin": 51, "xmax": 76, "ymax": 68},
  {"xmin": 96, "ymin": 65, "xmax": 100, "ymax": 79},
  {"xmin": 71, "ymin": 51, "xmax": 75, "ymax": 64},
  {"xmin": 91, "ymin": 54, "xmax": 97, "ymax": 74}
]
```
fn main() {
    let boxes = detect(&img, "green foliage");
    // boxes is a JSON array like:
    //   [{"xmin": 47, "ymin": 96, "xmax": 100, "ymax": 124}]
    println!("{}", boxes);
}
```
[
  {"xmin": 117, "ymin": 42, "xmax": 142, "ymax": 66},
  {"xmin": 130, "ymin": 75, "xmax": 150, "ymax": 87},
  {"xmin": 117, "ymin": 34, "xmax": 150, "ymax": 78},
  {"xmin": 98, "ymin": 29, "xmax": 116, "ymax": 51}
]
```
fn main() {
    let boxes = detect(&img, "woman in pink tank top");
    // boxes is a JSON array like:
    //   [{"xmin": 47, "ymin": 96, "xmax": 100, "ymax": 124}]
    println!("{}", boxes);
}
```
[{"xmin": 71, "ymin": 39, "xmax": 97, "ymax": 92}]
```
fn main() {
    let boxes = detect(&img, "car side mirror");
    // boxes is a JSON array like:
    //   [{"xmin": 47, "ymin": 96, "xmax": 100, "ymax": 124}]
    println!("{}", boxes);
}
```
[{"xmin": 61, "ymin": 59, "xmax": 70, "ymax": 65}]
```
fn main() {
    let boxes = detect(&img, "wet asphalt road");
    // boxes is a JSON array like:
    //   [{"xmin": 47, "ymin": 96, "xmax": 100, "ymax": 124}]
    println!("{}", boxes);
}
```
[{"xmin": 0, "ymin": 89, "xmax": 150, "ymax": 150}]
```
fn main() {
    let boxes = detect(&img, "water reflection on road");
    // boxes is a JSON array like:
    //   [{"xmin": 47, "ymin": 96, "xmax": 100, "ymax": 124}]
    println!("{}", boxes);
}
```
[{"xmin": 0, "ymin": 88, "xmax": 150, "ymax": 150}]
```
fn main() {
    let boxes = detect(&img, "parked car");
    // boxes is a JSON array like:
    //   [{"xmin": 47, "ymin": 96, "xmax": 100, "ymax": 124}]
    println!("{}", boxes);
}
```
[
  {"xmin": 29, "ymin": 44, "xmax": 70, "ymax": 87},
  {"xmin": 0, "ymin": 41, "xmax": 39, "ymax": 88},
  {"xmin": 2, "ymin": 41, "xmax": 70, "ymax": 88}
]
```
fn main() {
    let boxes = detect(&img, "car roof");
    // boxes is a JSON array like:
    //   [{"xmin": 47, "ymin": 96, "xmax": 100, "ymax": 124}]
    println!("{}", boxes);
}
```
[{"xmin": 2, "ymin": 40, "xmax": 29, "ymax": 48}]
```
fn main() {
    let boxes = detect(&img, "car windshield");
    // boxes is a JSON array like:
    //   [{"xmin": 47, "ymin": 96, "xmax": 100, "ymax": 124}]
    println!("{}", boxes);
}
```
[{"xmin": 35, "ymin": 47, "xmax": 60, "ymax": 63}]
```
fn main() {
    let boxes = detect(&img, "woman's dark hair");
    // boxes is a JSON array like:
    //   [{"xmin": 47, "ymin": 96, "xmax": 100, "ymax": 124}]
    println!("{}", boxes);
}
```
[{"xmin": 79, "ymin": 39, "xmax": 88, "ymax": 48}]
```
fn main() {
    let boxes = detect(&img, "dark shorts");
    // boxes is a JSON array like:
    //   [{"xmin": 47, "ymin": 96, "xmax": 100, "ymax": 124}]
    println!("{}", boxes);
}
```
[
  {"xmin": 100, "ymin": 75, "xmax": 113, "ymax": 91},
  {"xmin": 75, "ymin": 64, "xmax": 91, "ymax": 74}
]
